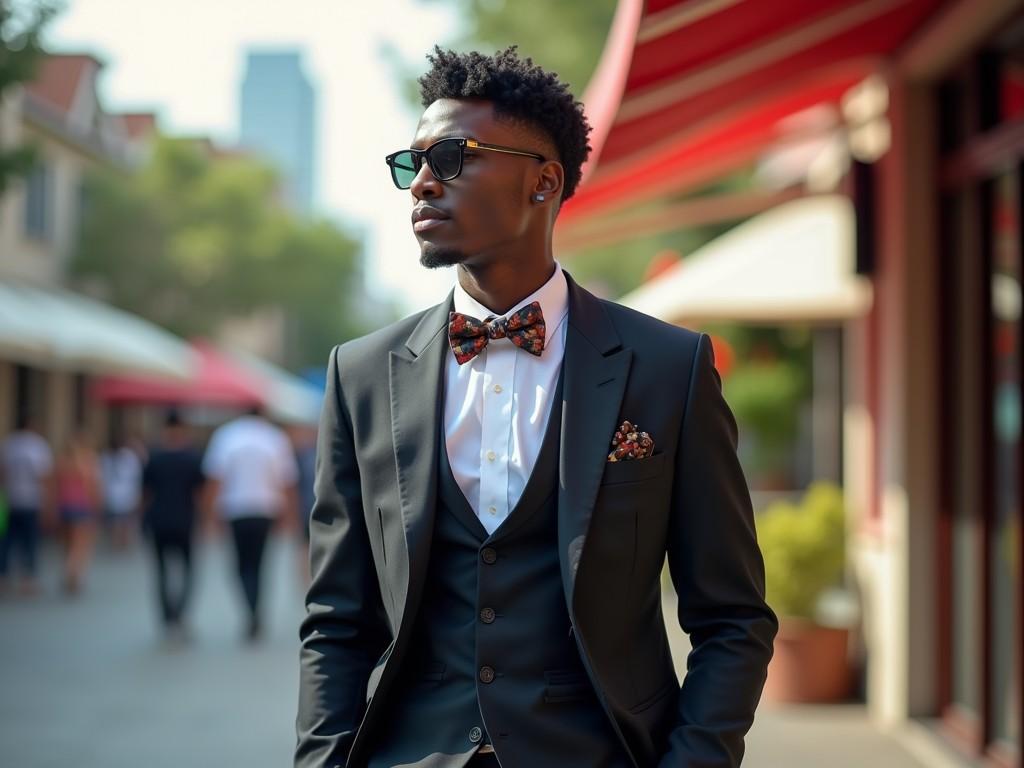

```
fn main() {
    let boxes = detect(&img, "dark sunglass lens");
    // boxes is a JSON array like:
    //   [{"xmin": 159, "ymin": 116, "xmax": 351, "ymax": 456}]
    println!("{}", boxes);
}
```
[
  {"xmin": 390, "ymin": 151, "xmax": 418, "ymax": 188},
  {"xmin": 429, "ymin": 140, "xmax": 463, "ymax": 180}
]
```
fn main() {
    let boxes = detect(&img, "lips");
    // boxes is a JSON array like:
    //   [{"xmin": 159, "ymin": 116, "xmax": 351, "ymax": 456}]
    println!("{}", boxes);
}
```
[{"xmin": 411, "ymin": 205, "xmax": 451, "ymax": 234}]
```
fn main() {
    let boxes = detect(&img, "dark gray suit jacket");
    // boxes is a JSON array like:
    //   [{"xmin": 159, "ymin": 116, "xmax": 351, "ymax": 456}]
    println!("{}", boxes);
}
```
[{"xmin": 295, "ymin": 271, "xmax": 778, "ymax": 768}]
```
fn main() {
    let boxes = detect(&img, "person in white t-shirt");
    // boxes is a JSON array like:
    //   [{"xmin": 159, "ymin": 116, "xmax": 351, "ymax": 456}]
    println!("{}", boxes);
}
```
[
  {"xmin": 202, "ymin": 405, "xmax": 298, "ymax": 641},
  {"xmin": 0, "ymin": 417, "xmax": 53, "ymax": 596},
  {"xmin": 100, "ymin": 433, "xmax": 143, "ymax": 551}
]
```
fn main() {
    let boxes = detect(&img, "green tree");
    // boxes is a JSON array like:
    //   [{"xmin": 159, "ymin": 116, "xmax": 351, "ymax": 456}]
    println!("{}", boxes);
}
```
[
  {"xmin": 0, "ymin": 0, "xmax": 57, "ymax": 195},
  {"xmin": 73, "ymin": 137, "xmax": 367, "ymax": 369},
  {"xmin": 424, "ymin": 0, "xmax": 618, "ymax": 96}
]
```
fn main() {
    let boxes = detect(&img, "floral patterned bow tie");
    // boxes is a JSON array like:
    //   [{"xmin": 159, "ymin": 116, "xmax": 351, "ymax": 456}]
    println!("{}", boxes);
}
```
[{"xmin": 448, "ymin": 301, "xmax": 546, "ymax": 365}]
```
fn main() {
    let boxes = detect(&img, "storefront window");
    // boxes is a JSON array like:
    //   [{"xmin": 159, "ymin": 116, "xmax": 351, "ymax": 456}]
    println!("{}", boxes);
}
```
[
  {"xmin": 948, "ymin": 186, "xmax": 983, "ymax": 717},
  {"xmin": 990, "ymin": 170, "xmax": 1022, "ymax": 749},
  {"xmin": 994, "ymin": 18, "xmax": 1024, "ymax": 125}
]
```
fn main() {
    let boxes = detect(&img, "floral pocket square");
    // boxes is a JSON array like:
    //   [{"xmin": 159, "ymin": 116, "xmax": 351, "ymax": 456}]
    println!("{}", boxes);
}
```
[{"xmin": 607, "ymin": 420, "xmax": 655, "ymax": 462}]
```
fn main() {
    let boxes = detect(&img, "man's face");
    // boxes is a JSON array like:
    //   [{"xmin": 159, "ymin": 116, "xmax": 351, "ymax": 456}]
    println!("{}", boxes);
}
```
[{"xmin": 407, "ymin": 99, "xmax": 550, "ymax": 269}]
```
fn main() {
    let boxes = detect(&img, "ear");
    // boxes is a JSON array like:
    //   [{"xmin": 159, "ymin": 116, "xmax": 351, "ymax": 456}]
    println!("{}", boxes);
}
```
[{"xmin": 532, "ymin": 160, "xmax": 564, "ymax": 202}]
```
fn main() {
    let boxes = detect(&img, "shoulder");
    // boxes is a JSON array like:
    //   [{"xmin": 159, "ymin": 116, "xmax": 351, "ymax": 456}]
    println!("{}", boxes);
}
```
[
  {"xmin": 331, "ymin": 305, "xmax": 440, "ymax": 384},
  {"xmin": 336, "ymin": 307, "xmax": 434, "ymax": 360},
  {"xmin": 594, "ymin": 296, "xmax": 705, "ymax": 375},
  {"xmin": 204, "ymin": 422, "xmax": 233, "ymax": 455},
  {"xmin": 599, "ymin": 298, "xmax": 701, "ymax": 345}
]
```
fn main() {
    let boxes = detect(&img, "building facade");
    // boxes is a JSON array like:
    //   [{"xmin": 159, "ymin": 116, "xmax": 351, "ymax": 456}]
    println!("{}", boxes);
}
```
[
  {"xmin": 239, "ymin": 50, "xmax": 316, "ymax": 214},
  {"xmin": 0, "ymin": 54, "xmax": 183, "ymax": 449},
  {"xmin": 849, "ymin": 4, "xmax": 1023, "ymax": 764}
]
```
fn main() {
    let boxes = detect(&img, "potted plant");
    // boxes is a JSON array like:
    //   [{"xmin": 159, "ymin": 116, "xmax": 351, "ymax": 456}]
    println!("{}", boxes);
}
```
[{"xmin": 756, "ymin": 482, "xmax": 854, "ymax": 703}]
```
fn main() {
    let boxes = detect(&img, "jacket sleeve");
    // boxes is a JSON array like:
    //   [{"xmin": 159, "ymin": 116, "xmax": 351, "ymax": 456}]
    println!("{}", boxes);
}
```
[
  {"xmin": 295, "ymin": 345, "xmax": 392, "ymax": 768},
  {"xmin": 659, "ymin": 333, "xmax": 778, "ymax": 768}
]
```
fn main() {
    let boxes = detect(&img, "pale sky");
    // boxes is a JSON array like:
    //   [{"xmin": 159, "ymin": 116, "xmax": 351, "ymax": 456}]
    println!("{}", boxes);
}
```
[{"xmin": 46, "ymin": 0, "xmax": 464, "ymax": 315}]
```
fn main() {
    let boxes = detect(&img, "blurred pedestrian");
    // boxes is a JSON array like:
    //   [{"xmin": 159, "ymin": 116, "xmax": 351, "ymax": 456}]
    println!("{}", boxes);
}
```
[
  {"xmin": 289, "ymin": 423, "xmax": 317, "ymax": 586},
  {"xmin": 142, "ymin": 410, "xmax": 205, "ymax": 643},
  {"xmin": 203, "ymin": 405, "xmax": 298, "ymax": 642},
  {"xmin": 0, "ymin": 416, "xmax": 53, "ymax": 597},
  {"xmin": 55, "ymin": 430, "xmax": 101, "ymax": 596},
  {"xmin": 100, "ymin": 430, "xmax": 143, "ymax": 551}
]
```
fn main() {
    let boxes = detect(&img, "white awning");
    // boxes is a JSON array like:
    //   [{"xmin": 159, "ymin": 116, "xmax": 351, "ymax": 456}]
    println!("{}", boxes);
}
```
[
  {"xmin": 0, "ymin": 281, "xmax": 195, "ymax": 378},
  {"xmin": 619, "ymin": 195, "xmax": 873, "ymax": 324},
  {"xmin": 223, "ymin": 346, "xmax": 324, "ymax": 425}
]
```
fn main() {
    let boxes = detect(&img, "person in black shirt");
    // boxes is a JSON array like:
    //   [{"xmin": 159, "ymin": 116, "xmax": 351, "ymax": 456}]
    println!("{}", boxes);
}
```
[{"xmin": 141, "ymin": 409, "xmax": 205, "ymax": 643}]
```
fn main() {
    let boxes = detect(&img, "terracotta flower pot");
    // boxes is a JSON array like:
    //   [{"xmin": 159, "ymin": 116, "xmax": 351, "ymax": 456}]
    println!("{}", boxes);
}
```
[{"xmin": 762, "ymin": 618, "xmax": 853, "ymax": 704}]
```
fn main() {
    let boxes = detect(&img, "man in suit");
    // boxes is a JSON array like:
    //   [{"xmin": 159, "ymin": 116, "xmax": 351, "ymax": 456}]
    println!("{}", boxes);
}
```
[{"xmin": 296, "ymin": 47, "xmax": 777, "ymax": 768}]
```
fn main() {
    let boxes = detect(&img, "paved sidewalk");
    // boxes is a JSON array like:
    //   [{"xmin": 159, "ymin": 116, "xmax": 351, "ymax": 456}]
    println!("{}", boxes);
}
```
[
  {"xmin": 1, "ymin": 537, "xmax": 934, "ymax": 767},
  {"xmin": 661, "ymin": 593, "xmax": 931, "ymax": 768},
  {"xmin": 0, "ymin": 534, "xmax": 307, "ymax": 768}
]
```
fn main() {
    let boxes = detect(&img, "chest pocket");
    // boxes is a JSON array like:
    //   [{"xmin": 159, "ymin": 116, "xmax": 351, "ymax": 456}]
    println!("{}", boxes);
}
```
[{"xmin": 599, "ymin": 451, "xmax": 666, "ymax": 486}]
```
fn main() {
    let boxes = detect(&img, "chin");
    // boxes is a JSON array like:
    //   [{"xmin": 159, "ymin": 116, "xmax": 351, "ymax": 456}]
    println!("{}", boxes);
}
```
[{"xmin": 419, "ymin": 243, "xmax": 467, "ymax": 269}]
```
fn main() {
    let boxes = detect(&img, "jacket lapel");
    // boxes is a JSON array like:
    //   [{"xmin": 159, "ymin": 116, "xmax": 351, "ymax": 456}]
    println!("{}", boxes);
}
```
[
  {"xmin": 558, "ymin": 273, "xmax": 632, "ymax": 612},
  {"xmin": 388, "ymin": 290, "xmax": 452, "ymax": 624}
]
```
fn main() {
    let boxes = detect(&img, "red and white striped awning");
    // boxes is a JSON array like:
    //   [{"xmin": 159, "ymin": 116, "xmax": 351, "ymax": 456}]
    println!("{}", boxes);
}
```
[{"xmin": 557, "ymin": 0, "xmax": 946, "ymax": 243}]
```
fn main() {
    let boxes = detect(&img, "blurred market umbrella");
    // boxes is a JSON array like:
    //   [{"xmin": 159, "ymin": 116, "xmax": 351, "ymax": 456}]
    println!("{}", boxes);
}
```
[
  {"xmin": 93, "ymin": 340, "xmax": 263, "ymax": 407},
  {"xmin": 92, "ymin": 340, "xmax": 322, "ymax": 424},
  {"xmin": 220, "ymin": 346, "xmax": 323, "ymax": 425}
]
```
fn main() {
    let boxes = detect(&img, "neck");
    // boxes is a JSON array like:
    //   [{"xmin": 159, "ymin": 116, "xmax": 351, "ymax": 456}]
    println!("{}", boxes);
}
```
[{"xmin": 457, "ymin": 252, "xmax": 556, "ymax": 316}]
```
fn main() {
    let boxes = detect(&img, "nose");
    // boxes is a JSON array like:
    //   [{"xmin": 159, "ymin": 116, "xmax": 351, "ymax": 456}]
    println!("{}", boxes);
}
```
[{"xmin": 410, "ymin": 160, "xmax": 441, "ymax": 201}]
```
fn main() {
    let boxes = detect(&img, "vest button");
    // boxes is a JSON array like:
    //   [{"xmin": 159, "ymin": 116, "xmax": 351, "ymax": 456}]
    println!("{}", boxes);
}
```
[
  {"xmin": 479, "ymin": 665, "xmax": 496, "ymax": 684},
  {"xmin": 480, "ymin": 547, "xmax": 497, "ymax": 564},
  {"xmin": 469, "ymin": 726, "xmax": 483, "ymax": 743},
  {"xmin": 480, "ymin": 607, "xmax": 496, "ymax": 624}
]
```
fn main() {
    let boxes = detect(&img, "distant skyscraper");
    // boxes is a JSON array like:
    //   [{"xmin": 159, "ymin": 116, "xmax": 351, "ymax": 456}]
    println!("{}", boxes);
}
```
[{"xmin": 239, "ymin": 50, "xmax": 316, "ymax": 212}]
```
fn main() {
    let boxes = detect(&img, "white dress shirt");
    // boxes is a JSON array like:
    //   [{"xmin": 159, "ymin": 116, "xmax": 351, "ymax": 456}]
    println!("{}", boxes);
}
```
[{"xmin": 443, "ymin": 262, "xmax": 569, "ymax": 535}]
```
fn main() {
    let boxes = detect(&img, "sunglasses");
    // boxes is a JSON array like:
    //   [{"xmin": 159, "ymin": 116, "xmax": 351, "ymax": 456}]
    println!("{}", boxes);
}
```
[{"xmin": 385, "ymin": 137, "xmax": 545, "ymax": 190}]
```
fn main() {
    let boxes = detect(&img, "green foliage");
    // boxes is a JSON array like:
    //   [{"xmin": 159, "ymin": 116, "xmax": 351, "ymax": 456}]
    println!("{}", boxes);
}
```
[
  {"xmin": 705, "ymin": 323, "xmax": 812, "ymax": 483},
  {"xmin": 566, "ymin": 172, "xmax": 759, "ymax": 299},
  {"xmin": 722, "ymin": 359, "xmax": 804, "ymax": 478},
  {"xmin": 73, "ymin": 136, "xmax": 367, "ymax": 369},
  {"xmin": 0, "ymin": 0, "xmax": 57, "ymax": 195},
  {"xmin": 421, "ymin": 0, "xmax": 618, "ymax": 96},
  {"xmin": 756, "ymin": 482, "xmax": 846, "ymax": 620},
  {"xmin": 567, "ymin": 221, "xmax": 736, "ymax": 299},
  {"xmin": 460, "ymin": 0, "xmax": 616, "ymax": 95}
]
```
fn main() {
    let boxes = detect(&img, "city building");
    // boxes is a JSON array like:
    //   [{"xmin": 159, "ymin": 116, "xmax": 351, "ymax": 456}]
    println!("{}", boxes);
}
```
[{"xmin": 239, "ymin": 49, "xmax": 316, "ymax": 213}]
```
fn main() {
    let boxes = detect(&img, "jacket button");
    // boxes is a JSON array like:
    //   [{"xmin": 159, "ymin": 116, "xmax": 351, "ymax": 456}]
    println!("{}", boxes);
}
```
[
  {"xmin": 479, "ymin": 665, "xmax": 496, "ymax": 684},
  {"xmin": 480, "ymin": 547, "xmax": 497, "ymax": 564},
  {"xmin": 469, "ymin": 726, "xmax": 483, "ymax": 743},
  {"xmin": 480, "ymin": 607, "xmax": 496, "ymax": 624}
]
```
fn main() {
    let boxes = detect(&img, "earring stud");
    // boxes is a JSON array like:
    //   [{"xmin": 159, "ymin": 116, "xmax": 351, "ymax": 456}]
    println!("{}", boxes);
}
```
[{"xmin": 534, "ymin": 194, "xmax": 545, "ymax": 202}]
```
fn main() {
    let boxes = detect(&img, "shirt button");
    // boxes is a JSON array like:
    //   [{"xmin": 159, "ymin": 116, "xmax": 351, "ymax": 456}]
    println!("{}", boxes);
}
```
[
  {"xmin": 493, "ymin": 384, "xmax": 503, "ymax": 393},
  {"xmin": 480, "ymin": 607, "xmax": 496, "ymax": 624},
  {"xmin": 469, "ymin": 726, "xmax": 483, "ymax": 743},
  {"xmin": 479, "ymin": 666, "xmax": 496, "ymax": 684},
  {"xmin": 481, "ymin": 547, "xmax": 497, "ymax": 564},
  {"xmin": 488, "ymin": 505, "xmax": 497, "ymax": 515},
  {"xmin": 486, "ymin": 450, "xmax": 496, "ymax": 461}
]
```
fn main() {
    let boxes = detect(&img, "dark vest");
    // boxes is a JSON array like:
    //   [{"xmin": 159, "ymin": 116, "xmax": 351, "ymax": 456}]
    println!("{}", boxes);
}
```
[{"xmin": 366, "ymin": 369, "xmax": 630, "ymax": 768}]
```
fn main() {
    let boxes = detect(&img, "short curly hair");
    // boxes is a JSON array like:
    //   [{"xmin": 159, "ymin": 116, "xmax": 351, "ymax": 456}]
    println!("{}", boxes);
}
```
[{"xmin": 418, "ymin": 46, "xmax": 592, "ymax": 202}]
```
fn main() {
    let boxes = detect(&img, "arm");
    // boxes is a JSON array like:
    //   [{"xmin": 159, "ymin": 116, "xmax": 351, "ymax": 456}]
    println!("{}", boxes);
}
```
[
  {"xmin": 276, "ymin": 436, "xmax": 301, "ymax": 535},
  {"xmin": 660, "ymin": 333, "xmax": 778, "ymax": 768},
  {"xmin": 200, "ymin": 479, "xmax": 222, "ymax": 539},
  {"xmin": 295, "ymin": 346, "xmax": 392, "ymax": 768},
  {"xmin": 276, "ymin": 483, "xmax": 299, "ymax": 535}
]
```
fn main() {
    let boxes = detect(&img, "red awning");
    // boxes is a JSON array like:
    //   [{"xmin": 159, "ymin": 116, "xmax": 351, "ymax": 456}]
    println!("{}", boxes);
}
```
[
  {"xmin": 92, "ymin": 340, "xmax": 265, "ymax": 406},
  {"xmin": 558, "ymin": 0, "xmax": 946, "ymax": 237}
]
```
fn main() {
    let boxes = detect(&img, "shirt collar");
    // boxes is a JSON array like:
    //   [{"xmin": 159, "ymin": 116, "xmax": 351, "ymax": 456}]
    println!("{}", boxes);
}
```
[{"xmin": 452, "ymin": 260, "xmax": 568, "ymax": 329}]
